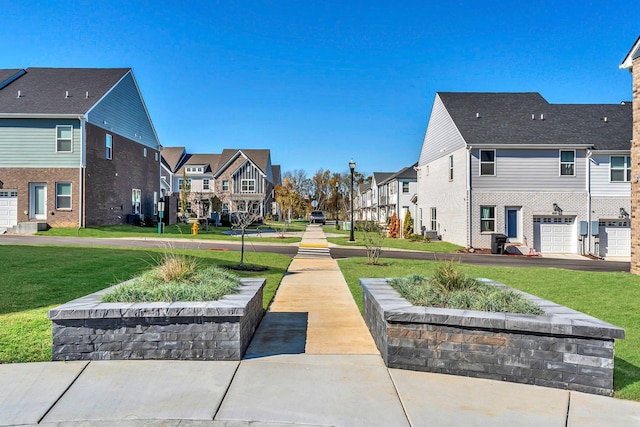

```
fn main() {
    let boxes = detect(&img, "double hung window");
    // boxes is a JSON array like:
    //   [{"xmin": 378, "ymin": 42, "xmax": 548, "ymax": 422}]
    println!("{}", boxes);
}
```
[
  {"xmin": 480, "ymin": 206, "xmax": 495, "ymax": 232},
  {"xmin": 479, "ymin": 150, "xmax": 495, "ymax": 175},
  {"xmin": 611, "ymin": 156, "xmax": 631, "ymax": 182},
  {"xmin": 56, "ymin": 183, "xmax": 72, "ymax": 210},
  {"xmin": 560, "ymin": 151, "xmax": 575, "ymax": 176},
  {"xmin": 56, "ymin": 125, "xmax": 73, "ymax": 152}
]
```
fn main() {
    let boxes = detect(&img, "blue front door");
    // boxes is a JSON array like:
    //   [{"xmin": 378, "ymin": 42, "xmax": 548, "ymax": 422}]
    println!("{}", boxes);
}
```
[{"xmin": 506, "ymin": 209, "xmax": 518, "ymax": 238}]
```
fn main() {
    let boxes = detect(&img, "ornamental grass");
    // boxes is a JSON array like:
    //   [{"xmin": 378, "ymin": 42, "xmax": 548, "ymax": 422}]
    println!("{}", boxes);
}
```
[
  {"xmin": 102, "ymin": 252, "xmax": 241, "ymax": 303},
  {"xmin": 389, "ymin": 261, "xmax": 543, "ymax": 315}
]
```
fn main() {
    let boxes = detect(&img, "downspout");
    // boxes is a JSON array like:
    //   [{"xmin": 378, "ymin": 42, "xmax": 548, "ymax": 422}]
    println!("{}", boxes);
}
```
[
  {"xmin": 467, "ymin": 145, "xmax": 472, "ymax": 248},
  {"xmin": 586, "ymin": 150, "xmax": 593, "ymax": 255},
  {"xmin": 79, "ymin": 116, "xmax": 86, "ymax": 228}
]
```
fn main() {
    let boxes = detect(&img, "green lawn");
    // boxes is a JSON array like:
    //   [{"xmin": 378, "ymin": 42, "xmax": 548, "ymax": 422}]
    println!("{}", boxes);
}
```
[
  {"xmin": 37, "ymin": 223, "xmax": 303, "ymax": 244},
  {"xmin": 337, "ymin": 257, "xmax": 640, "ymax": 401},
  {"xmin": 0, "ymin": 245, "xmax": 291, "ymax": 363},
  {"xmin": 326, "ymin": 231, "xmax": 463, "ymax": 253}
]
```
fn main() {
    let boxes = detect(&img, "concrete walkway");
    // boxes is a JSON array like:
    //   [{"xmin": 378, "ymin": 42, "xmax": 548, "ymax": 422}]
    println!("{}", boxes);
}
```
[{"xmin": 2, "ymin": 225, "xmax": 640, "ymax": 426}]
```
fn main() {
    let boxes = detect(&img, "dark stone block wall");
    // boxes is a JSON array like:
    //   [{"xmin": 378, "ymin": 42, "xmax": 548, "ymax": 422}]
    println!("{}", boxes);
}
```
[
  {"xmin": 49, "ymin": 278, "xmax": 265, "ymax": 361},
  {"xmin": 361, "ymin": 278, "xmax": 624, "ymax": 396}
]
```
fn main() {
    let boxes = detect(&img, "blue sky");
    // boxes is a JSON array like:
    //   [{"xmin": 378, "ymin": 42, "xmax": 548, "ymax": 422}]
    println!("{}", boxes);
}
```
[{"xmin": 2, "ymin": 1, "xmax": 639, "ymax": 177}]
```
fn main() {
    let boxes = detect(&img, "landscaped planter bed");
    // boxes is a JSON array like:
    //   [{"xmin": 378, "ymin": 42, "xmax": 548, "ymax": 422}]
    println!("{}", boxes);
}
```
[
  {"xmin": 48, "ymin": 278, "xmax": 265, "ymax": 361},
  {"xmin": 360, "ymin": 278, "xmax": 624, "ymax": 396}
]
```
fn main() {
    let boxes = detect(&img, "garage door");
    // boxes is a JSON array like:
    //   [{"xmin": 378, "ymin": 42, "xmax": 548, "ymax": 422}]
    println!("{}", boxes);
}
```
[
  {"xmin": 534, "ymin": 216, "xmax": 576, "ymax": 253},
  {"xmin": 0, "ymin": 190, "xmax": 18, "ymax": 227},
  {"xmin": 599, "ymin": 220, "xmax": 630, "ymax": 257}
]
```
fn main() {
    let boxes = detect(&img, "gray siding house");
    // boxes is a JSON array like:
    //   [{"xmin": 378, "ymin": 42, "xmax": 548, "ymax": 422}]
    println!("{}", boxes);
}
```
[
  {"xmin": 161, "ymin": 147, "xmax": 280, "ymax": 220},
  {"xmin": 416, "ymin": 92, "xmax": 632, "ymax": 257},
  {"xmin": 0, "ymin": 68, "xmax": 161, "ymax": 229}
]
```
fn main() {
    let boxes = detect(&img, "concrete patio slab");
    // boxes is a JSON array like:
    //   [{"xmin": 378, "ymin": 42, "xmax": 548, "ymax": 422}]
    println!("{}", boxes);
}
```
[
  {"xmin": 41, "ymin": 360, "xmax": 239, "ymax": 423},
  {"xmin": 0, "ymin": 361, "xmax": 88, "ymax": 426},
  {"xmin": 215, "ymin": 354, "xmax": 409, "ymax": 427},
  {"xmin": 390, "ymin": 368, "xmax": 569, "ymax": 426},
  {"xmin": 567, "ymin": 390, "xmax": 640, "ymax": 426}
]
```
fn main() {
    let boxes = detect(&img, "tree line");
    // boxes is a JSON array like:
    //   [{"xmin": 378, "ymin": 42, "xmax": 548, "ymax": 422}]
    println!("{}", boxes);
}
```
[{"xmin": 275, "ymin": 168, "xmax": 368, "ymax": 221}]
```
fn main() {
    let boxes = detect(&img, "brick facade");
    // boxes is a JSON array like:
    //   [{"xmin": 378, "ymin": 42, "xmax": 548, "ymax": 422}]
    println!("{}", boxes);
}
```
[
  {"xmin": 0, "ymin": 167, "xmax": 80, "ymax": 227},
  {"xmin": 84, "ymin": 123, "xmax": 160, "ymax": 226},
  {"xmin": 632, "ymin": 56, "xmax": 640, "ymax": 273}
]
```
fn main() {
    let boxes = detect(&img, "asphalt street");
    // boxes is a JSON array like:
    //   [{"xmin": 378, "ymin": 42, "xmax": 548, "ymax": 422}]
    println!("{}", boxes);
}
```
[{"xmin": 0, "ymin": 234, "xmax": 630, "ymax": 272}]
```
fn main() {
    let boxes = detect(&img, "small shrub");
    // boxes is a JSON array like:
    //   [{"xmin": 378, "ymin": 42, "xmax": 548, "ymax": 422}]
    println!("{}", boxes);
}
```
[{"xmin": 389, "ymin": 261, "xmax": 543, "ymax": 315}]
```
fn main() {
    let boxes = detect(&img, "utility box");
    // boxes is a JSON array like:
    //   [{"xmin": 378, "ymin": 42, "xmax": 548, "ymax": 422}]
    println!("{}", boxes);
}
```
[
  {"xmin": 343, "ymin": 221, "xmax": 351, "ymax": 231},
  {"xmin": 591, "ymin": 221, "xmax": 600, "ymax": 236},
  {"xmin": 579, "ymin": 221, "xmax": 588, "ymax": 236}
]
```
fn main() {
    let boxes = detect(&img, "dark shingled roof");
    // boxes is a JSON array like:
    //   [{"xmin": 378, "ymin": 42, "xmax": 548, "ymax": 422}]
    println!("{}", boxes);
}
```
[
  {"xmin": 438, "ymin": 92, "xmax": 632, "ymax": 151},
  {"xmin": 0, "ymin": 67, "xmax": 130, "ymax": 114},
  {"xmin": 381, "ymin": 164, "xmax": 417, "ymax": 184},
  {"xmin": 161, "ymin": 147, "xmax": 187, "ymax": 172},
  {"xmin": 217, "ymin": 149, "xmax": 271, "ymax": 176},
  {"xmin": 372, "ymin": 172, "xmax": 394, "ymax": 184},
  {"xmin": 272, "ymin": 165, "xmax": 282, "ymax": 185},
  {"xmin": 0, "ymin": 69, "xmax": 25, "ymax": 90},
  {"xmin": 176, "ymin": 154, "xmax": 221, "ymax": 174}
]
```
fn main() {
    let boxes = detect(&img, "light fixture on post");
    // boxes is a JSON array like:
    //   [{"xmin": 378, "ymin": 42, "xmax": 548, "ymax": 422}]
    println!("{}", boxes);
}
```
[
  {"xmin": 552, "ymin": 203, "xmax": 561, "ymax": 215},
  {"xmin": 157, "ymin": 199, "xmax": 165, "ymax": 234},
  {"xmin": 349, "ymin": 159, "xmax": 356, "ymax": 242},
  {"xmin": 335, "ymin": 181, "xmax": 339, "ymax": 227}
]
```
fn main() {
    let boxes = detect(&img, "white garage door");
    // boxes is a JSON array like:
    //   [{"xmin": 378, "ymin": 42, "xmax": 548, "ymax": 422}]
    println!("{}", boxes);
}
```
[
  {"xmin": 599, "ymin": 220, "xmax": 630, "ymax": 257},
  {"xmin": 534, "ymin": 216, "xmax": 576, "ymax": 254},
  {"xmin": 0, "ymin": 190, "xmax": 18, "ymax": 227}
]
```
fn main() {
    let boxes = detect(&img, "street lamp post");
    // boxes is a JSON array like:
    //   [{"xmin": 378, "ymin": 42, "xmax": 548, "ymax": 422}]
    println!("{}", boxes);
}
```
[
  {"xmin": 349, "ymin": 159, "xmax": 356, "ymax": 242},
  {"xmin": 335, "ymin": 181, "xmax": 339, "ymax": 227}
]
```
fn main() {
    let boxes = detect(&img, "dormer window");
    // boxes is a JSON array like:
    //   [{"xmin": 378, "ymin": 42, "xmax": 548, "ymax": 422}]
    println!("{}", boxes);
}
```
[{"xmin": 185, "ymin": 166, "xmax": 203, "ymax": 174}]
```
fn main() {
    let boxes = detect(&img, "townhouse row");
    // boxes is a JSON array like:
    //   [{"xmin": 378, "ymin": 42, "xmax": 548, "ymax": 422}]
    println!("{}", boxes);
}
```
[{"xmin": 0, "ymin": 68, "xmax": 279, "ymax": 230}]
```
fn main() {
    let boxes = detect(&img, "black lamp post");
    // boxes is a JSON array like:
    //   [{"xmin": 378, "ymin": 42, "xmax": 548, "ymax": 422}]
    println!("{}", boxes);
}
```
[
  {"xmin": 349, "ymin": 159, "xmax": 356, "ymax": 242},
  {"xmin": 335, "ymin": 181, "xmax": 339, "ymax": 225}
]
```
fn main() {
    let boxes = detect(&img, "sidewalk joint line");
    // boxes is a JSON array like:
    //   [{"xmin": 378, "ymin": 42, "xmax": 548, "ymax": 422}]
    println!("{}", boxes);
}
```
[
  {"xmin": 38, "ymin": 360, "xmax": 91, "ymax": 424},
  {"xmin": 212, "ymin": 361, "xmax": 242, "ymax": 421}
]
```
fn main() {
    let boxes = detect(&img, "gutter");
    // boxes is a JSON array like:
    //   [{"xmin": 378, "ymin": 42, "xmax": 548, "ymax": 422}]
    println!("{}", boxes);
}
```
[
  {"xmin": 467, "ymin": 145, "xmax": 472, "ymax": 248},
  {"xmin": 79, "ymin": 116, "xmax": 86, "ymax": 228}
]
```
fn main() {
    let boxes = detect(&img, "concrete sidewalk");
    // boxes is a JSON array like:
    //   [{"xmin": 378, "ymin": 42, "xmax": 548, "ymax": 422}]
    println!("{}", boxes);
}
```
[{"xmin": 2, "ymin": 225, "xmax": 640, "ymax": 426}]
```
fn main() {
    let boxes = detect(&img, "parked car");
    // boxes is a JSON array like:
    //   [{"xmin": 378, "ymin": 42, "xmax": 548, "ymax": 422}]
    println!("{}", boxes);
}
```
[{"xmin": 309, "ymin": 210, "xmax": 326, "ymax": 224}]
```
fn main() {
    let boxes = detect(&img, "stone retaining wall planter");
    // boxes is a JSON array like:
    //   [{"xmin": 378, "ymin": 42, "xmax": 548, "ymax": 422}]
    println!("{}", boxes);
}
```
[
  {"xmin": 48, "ymin": 278, "xmax": 265, "ymax": 361},
  {"xmin": 360, "ymin": 278, "xmax": 624, "ymax": 396}
]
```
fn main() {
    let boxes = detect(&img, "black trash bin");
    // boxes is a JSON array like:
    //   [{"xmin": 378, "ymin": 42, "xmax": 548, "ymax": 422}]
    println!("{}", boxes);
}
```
[{"xmin": 491, "ymin": 233, "xmax": 508, "ymax": 254}]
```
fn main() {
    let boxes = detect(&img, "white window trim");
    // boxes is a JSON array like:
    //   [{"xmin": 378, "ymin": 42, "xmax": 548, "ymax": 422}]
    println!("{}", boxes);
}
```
[
  {"xmin": 56, "ymin": 125, "xmax": 73, "ymax": 153},
  {"xmin": 55, "ymin": 182, "xmax": 72, "ymax": 210},
  {"xmin": 402, "ymin": 182, "xmax": 410, "ymax": 193},
  {"xmin": 143, "ymin": 148, "xmax": 147, "ymax": 157},
  {"xmin": 132, "ymin": 189, "xmax": 141, "ymax": 215},
  {"xmin": 178, "ymin": 178, "xmax": 192, "ymax": 191},
  {"xmin": 222, "ymin": 180, "xmax": 229, "ymax": 191},
  {"xmin": 610, "ymin": 155, "xmax": 631, "ymax": 182},
  {"xmin": 559, "ymin": 150, "xmax": 576, "ymax": 177},
  {"xmin": 241, "ymin": 179, "xmax": 256, "ymax": 193},
  {"xmin": 479, "ymin": 149, "xmax": 496, "ymax": 176},
  {"xmin": 106, "ymin": 134, "xmax": 113, "ymax": 160},
  {"xmin": 203, "ymin": 178, "xmax": 210, "ymax": 190},
  {"xmin": 480, "ymin": 205, "xmax": 496, "ymax": 233},
  {"xmin": 430, "ymin": 207, "xmax": 437, "ymax": 231}
]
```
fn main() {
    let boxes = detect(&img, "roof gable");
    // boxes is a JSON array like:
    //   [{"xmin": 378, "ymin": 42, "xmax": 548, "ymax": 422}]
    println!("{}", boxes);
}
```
[
  {"xmin": 214, "ymin": 149, "xmax": 271, "ymax": 178},
  {"xmin": 620, "ymin": 36, "xmax": 640, "ymax": 70}
]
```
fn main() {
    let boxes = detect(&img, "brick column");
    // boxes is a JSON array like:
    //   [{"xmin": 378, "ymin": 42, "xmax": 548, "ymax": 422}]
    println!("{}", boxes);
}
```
[{"xmin": 632, "ymin": 57, "xmax": 640, "ymax": 274}]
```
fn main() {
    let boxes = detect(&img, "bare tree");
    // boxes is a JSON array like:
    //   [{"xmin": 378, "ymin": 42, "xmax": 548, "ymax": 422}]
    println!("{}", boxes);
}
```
[{"xmin": 231, "ymin": 202, "xmax": 261, "ymax": 268}]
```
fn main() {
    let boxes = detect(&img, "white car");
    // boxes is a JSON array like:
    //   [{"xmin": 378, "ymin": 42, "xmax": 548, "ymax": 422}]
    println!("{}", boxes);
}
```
[{"xmin": 309, "ymin": 210, "xmax": 326, "ymax": 224}]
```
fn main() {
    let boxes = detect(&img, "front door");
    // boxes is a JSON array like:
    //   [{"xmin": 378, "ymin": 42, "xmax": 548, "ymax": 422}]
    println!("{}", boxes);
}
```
[
  {"xmin": 30, "ymin": 183, "xmax": 47, "ymax": 220},
  {"xmin": 506, "ymin": 207, "xmax": 519, "ymax": 241}
]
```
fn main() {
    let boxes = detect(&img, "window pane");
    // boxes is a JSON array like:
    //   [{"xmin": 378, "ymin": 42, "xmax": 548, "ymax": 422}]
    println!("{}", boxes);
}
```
[
  {"xmin": 58, "ymin": 140, "xmax": 72, "ymax": 152},
  {"xmin": 480, "ymin": 163, "xmax": 494, "ymax": 175},
  {"xmin": 57, "ymin": 126, "xmax": 72, "ymax": 139},
  {"xmin": 611, "ymin": 170, "xmax": 624, "ymax": 182},
  {"xmin": 627, "ymin": 169, "xmax": 631, "ymax": 182},
  {"xmin": 561, "ymin": 164, "xmax": 574, "ymax": 176},
  {"xmin": 57, "ymin": 183, "xmax": 71, "ymax": 195},
  {"xmin": 611, "ymin": 156, "xmax": 624, "ymax": 169},
  {"xmin": 561, "ymin": 151, "xmax": 574, "ymax": 162},
  {"xmin": 480, "ymin": 151, "xmax": 494, "ymax": 162},
  {"xmin": 481, "ymin": 206, "xmax": 494, "ymax": 219},
  {"xmin": 481, "ymin": 220, "xmax": 494, "ymax": 232}
]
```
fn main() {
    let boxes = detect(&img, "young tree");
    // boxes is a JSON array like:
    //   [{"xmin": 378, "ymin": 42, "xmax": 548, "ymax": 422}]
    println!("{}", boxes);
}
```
[
  {"xmin": 275, "ymin": 177, "xmax": 306, "ymax": 237},
  {"xmin": 388, "ymin": 212, "xmax": 400, "ymax": 238},
  {"xmin": 403, "ymin": 210, "xmax": 414, "ymax": 238},
  {"xmin": 360, "ymin": 222, "xmax": 385, "ymax": 265},
  {"xmin": 179, "ymin": 169, "xmax": 191, "ymax": 220}
]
